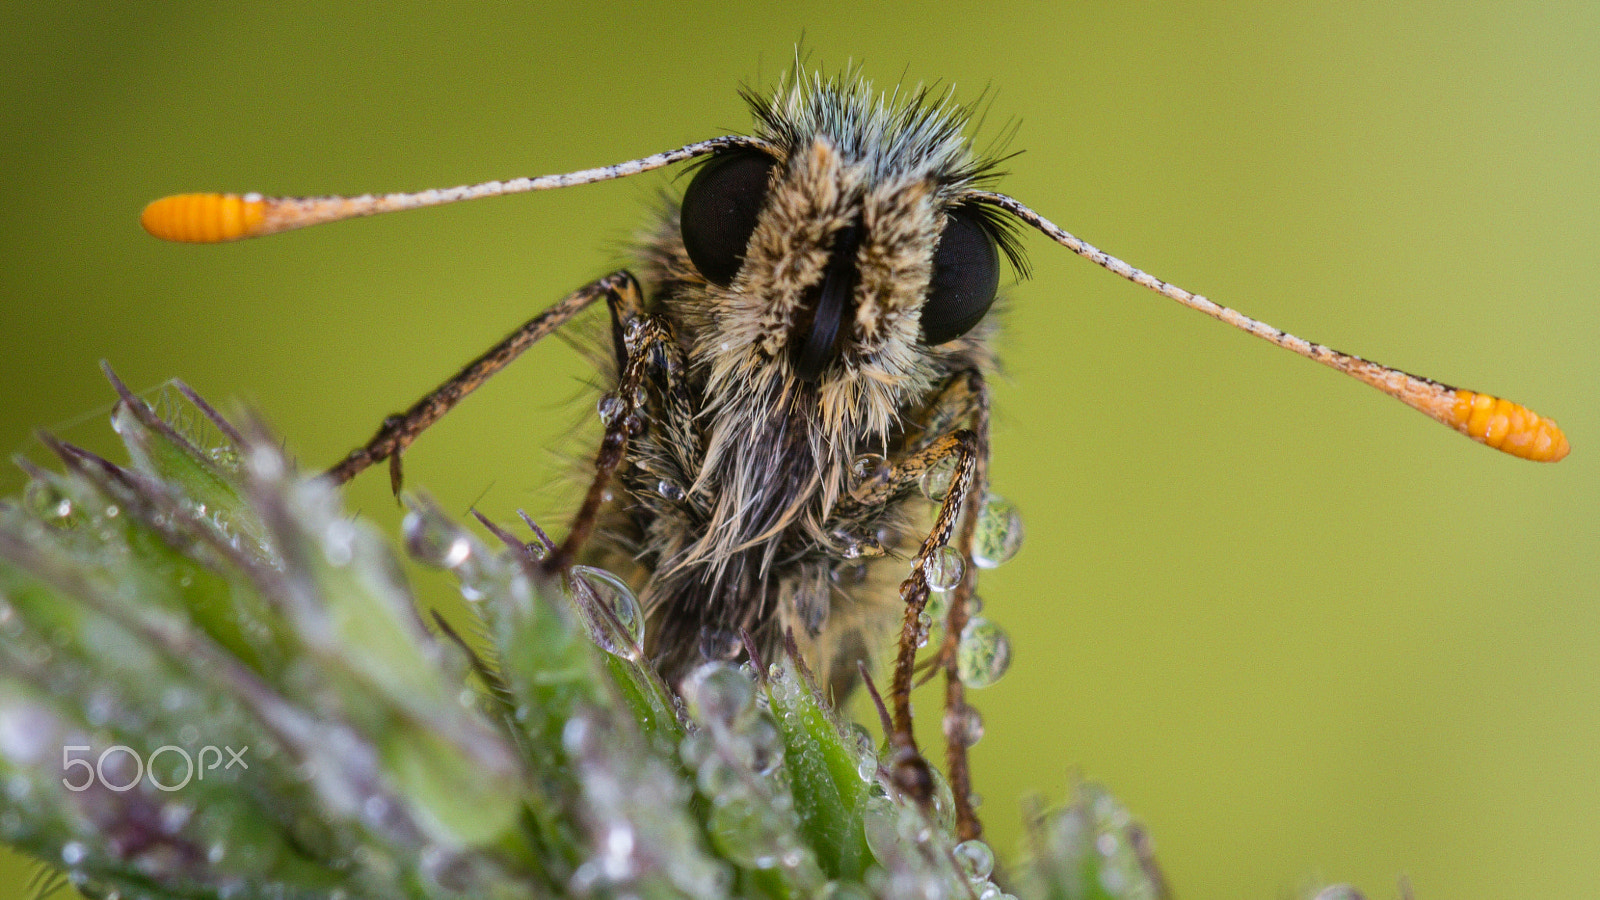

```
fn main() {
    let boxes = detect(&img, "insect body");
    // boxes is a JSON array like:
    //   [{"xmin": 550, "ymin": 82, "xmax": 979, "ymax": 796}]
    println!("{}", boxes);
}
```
[{"xmin": 141, "ymin": 70, "xmax": 1569, "ymax": 839}]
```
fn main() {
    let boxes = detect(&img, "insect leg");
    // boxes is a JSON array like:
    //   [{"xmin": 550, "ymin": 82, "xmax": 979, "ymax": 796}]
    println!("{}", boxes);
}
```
[
  {"xmin": 324, "ymin": 271, "xmax": 642, "ymax": 492},
  {"xmin": 542, "ymin": 308, "xmax": 680, "ymax": 577},
  {"xmin": 885, "ymin": 427, "xmax": 979, "ymax": 806},
  {"xmin": 862, "ymin": 369, "xmax": 992, "ymax": 838},
  {"xmin": 937, "ymin": 373, "xmax": 990, "ymax": 842},
  {"xmin": 845, "ymin": 371, "xmax": 985, "ymax": 511}
]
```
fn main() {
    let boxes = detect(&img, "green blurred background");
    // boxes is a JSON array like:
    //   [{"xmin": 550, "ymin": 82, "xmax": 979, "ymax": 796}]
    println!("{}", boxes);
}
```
[{"xmin": 3, "ymin": 1, "xmax": 1597, "ymax": 896}]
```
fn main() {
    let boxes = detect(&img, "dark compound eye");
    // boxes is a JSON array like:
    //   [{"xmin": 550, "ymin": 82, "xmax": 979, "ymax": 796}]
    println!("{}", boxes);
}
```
[
  {"xmin": 679, "ymin": 149, "xmax": 777, "ymax": 287},
  {"xmin": 920, "ymin": 208, "xmax": 1001, "ymax": 345}
]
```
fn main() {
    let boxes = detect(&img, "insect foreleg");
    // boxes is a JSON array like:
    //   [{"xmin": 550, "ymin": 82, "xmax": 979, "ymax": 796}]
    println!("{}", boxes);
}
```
[
  {"xmin": 885, "ymin": 426, "xmax": 980, "ymax": 806},
  {"xmin": 937, "ymin": 373, "xmax": 990, "ymax": 842},
  {"xmin": 542, "ymin": 306, "xmax": 679, "ymax": 577},
  {"xmin": 840, "ymin": 372, "xmax": 984, "ymax": 512},
  {"xmin": 865, "ymin": 370, "xmax": 992, "ymax": 837},
  {"xmin": 324, "ymin": 271, "xmax": 642, "ymax": 491}
]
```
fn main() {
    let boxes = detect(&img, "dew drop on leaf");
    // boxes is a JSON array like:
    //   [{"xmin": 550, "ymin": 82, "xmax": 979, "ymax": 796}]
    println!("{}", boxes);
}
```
[
  {"xmin": 24, "ymin": 481, "xmax": 78, "ymax": 528},
  {"xmin": 953, "ymin": 838, "xmax": 995, "ymax": 882},
  {"xmin": 402, "ymin": 504, "xmax": 474, "ymax": 571},
  {"xmin": 745, "ymin": 715, "xmax": 785, "ymax": 776},
  {"xmin": 571, "ymin": 565, "xmax": 644, "ymax": 659},
  {"xmin": 706, "ymin": 796, "xmax": 783, "ymax": 869},
  {"xmin": 681, "ymin": 662, "xmax": 756, "ymax": 728}
]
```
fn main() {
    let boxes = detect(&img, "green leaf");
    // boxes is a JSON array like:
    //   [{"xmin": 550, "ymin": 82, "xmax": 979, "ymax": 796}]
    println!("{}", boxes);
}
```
[{"xmin": 0, "ymin": 371, "xmax": 1177, "ymax": 900}]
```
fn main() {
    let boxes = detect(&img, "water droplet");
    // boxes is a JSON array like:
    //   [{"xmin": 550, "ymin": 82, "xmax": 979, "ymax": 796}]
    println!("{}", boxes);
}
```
[
  {"xmin": 875, "ymin": 524, "xmax": 907, "ymax": 551},
  {"xmin": 831, "ymin": 529, "xmax": 866, "ymax": 560},
  {"xmin": 953, "ymin": 839, "xmax": 995, "ymax": 882},
  {"xmin": 856, "ymin": 755, "xmax": 880, "ymax": 784},
  {"xmin": 914, "ymin": 612, "xmax": 932, "ymax": 649},
  {"xmin": 925, "ymin": 764, "xmax": 957, "ymax": 833},
  {"xmin": 596, "ymin": 394, "xmax": 625, "ymax": 426},
  {"xmin": 919, "ymin": 456, "xmax": 957, "ymax": 502},
  {"xmin": 570, "ymin": 566, "xmax": 644, "ymax": 659},
  {"xmin": 844, "ymin": 723, "xmax": 879, "ymax": 780},
  {"xmin": 402, "ymin": 505, "xmax": 474, "ymax": 570},
  {"xmin": 745, "ymin": 715, "xmax": 784, "ymax": 776},
  {"xmin": 681, "ymin": 662, "xmax": 756, "ymax": 728},
  {"xmin": 24, "ymin": 481, "xmax": 78, "ymax": 527},
  {"xmin": 656, "ymin": 479, "xmax": 685, "ymax": 502},
  {"xmin": 924, "ymin": 586, "xmax": 951, "ymax": 620},
  {"xmin": 972, "ymin": 494, "xmax": 1023, "ymax": 568},
  {"xmin": 943, "ymin": 704, "xmax": 985, "ymax": 748},
  {"xmin": 831, "ymin": 562, "xmax": 869, "ymax": 585},
  {"xmin": 697, "ymin": 628, "xmax": 744, "ymax": 663},
  {"xmin": 860, "ymin": 795, "xmax": 901, "ymax": 864},
  {"xmin": 924, "ymin": 546, "xmax": 963, "ymax": 592},
  {"xmin": 680, "ymin": 730, "xmax": 714, "ymax": 769},
  {"xmin": 830, "ymin": 529, "xmax": 883, "ymax": 560},
  {"xmin": 849, "ymin": 453, "xmax": 890, "ymax": 488},
  {"xmin": 696, "ymin": 755, "xmax": 743, "ymax": 798},
  {"xmin": 782, "ymin": 846, "xmax": 826, "ymax": 893},
  {"xmin": 850, "ymin": 723, "xmax": 875, "ymax": 754},
  {"xmin": 622, "ymin": 413, "xmax": 645, "ymax": 437},
  {"xmin": 707, "ymin": 797, "xmax": 782, "ymax": 868},
  {"xmin": 956, "ymin": 618, "xmax": 1012, "ymax": 688}
]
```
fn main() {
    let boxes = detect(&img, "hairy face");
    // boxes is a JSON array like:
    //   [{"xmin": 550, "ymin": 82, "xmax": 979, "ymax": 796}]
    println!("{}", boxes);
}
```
[
  {"xmin": 668, "ymin": 79, "xmax": 1014, "ymax": 450},
  {"xmin": 716, "ymin": 136, "xmax": 943, "ymax": 372}
]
